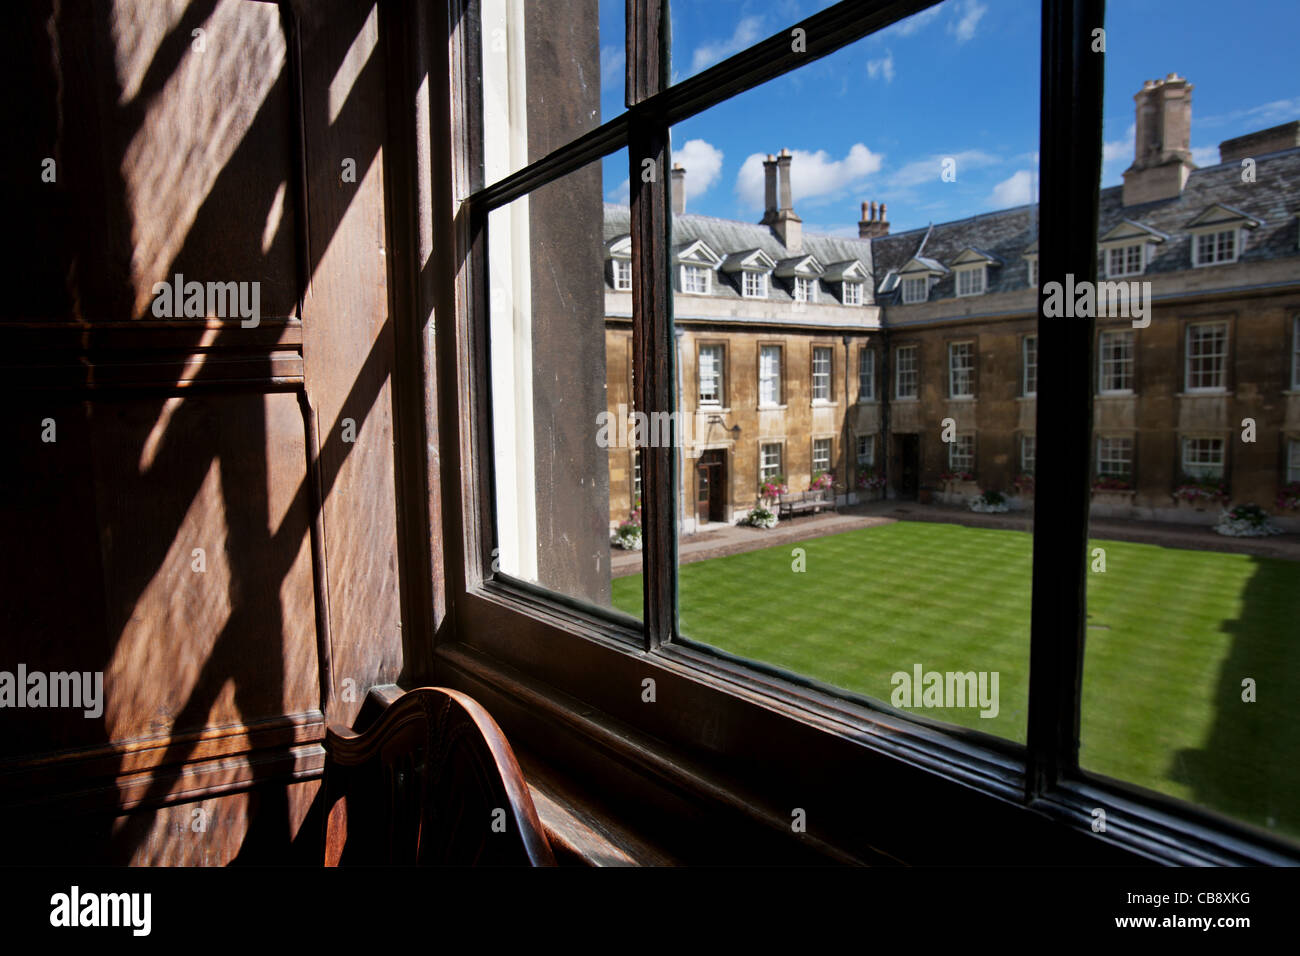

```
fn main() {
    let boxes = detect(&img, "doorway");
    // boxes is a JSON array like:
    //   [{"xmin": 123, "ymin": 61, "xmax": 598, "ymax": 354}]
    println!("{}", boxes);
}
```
[
  {"xmin": 893, "ymin": 434, "xmax": 919, "ymax": 500},
  {"xmin": 696, "ymin": 450, "xmax": 728, "ymax": 524}
]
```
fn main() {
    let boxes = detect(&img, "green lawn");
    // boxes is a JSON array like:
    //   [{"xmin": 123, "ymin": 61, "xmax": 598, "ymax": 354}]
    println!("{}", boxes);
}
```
[{"xmin": 610, "ymin": 521, "xmax": 1300, "ymax": 841}]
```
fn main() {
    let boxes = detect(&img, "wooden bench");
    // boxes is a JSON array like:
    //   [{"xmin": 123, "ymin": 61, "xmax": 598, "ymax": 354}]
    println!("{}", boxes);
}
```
[{"xmin": 775, "ymin": 489, "xmax": 834, "ymax": 519}]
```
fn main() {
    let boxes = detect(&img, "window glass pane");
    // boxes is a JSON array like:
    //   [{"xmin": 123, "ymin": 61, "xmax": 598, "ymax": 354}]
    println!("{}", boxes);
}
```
[
  {"xmin": 1082, "ymin": 1, "xmax": 1300, "ymax": 845},
  {"xmin": 1023, "ymin": 335, "xmax": 1037, "ymax": 396},
  {"xmin": 668, "ymin": 0, "xmax": 843, "ymax": 84},
  {"xmin": 481, "ymin": 0, "xmax": 623, "ymax": 187},
  {"xmin": 607, "ymin": 5, "xmax": 1041, "ymax": 747},
  {"xmin": 488, "ymin": 153, "xmax": 633, "ymax": 612}
]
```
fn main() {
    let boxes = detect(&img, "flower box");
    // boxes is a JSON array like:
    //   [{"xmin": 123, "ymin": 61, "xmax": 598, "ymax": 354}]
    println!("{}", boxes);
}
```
[{"xmin": 939, "ymin": 479, "xmax": 979, "ymax": 504}]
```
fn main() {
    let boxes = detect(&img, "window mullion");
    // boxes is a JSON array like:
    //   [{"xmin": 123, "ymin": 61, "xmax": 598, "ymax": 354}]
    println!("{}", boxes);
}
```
[
  {"xmin": 1027, "ymin": 0, "xmax": 1106, "ymax": 798},
  {"xmin": 628, "ymin": 0, "xmax": 674, "ymax": 651}
]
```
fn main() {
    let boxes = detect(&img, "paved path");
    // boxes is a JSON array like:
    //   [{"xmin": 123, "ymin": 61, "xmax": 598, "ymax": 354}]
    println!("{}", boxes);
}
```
[{"xmin": 609, "ymin": 500, "xmax": 1300, "ymax": 578}]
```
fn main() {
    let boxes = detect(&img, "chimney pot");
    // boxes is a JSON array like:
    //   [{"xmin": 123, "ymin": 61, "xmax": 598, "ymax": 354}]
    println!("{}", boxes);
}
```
[
  {"xmin": 762, "ymin": 154, "xmax": 779, "ymax": 223},
  {"xmin": 671, "ymin": 164, "xmax": 686, "ymax": 216}
]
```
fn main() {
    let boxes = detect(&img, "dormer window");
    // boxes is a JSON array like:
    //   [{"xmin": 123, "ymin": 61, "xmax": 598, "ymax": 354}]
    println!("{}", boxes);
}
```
[
  {"xmin": 682, "ymin": 264, "xmax": 711, "ymax": 294},
  {"xmin": 842, "ymin": 281, "xmax": 862, "ymax": 306},
  {"xmin": 955, "ymin": 266, "xmax": 985, "ymax": 297},
  {"xmin": 901, "ymin": 276, "xmax": 928, "ymax": 304},
  {"xmin": 743, "ymin": 271, "xmax": 767, "ymax": 298},
  {"xmin": 1193, "ymin": 230, "xmax": 1238, "ymax": 266},
  {"xmin": 1185, "ymin": 204, "xmax": 1261, "ymax": 268},
  {"xmin": 613, "ymin": 258, "xmax": 632, "ymax": 291},
  {"xmin": 1106, "ymin": 243, "xmax": 1145, "ymax": 277},
  {"xmin": 1027, "ymin": 258, "xmax": 1037, "ymax": 287},
  {"xmin": 793, "ymin": 276, "xmax": 816, "ymax": 303}
]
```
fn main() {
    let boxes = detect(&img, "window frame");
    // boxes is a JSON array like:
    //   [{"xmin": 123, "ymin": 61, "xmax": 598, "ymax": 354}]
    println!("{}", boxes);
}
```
[
  {"xmin": 758, "ymin": 343, "xmax": 783, "ymax": 408},
  {"xmin": 681, "ymin": 263, "xmax": 711, "ymax": 294},
  {"xmin": 948, "ymin": 434, "xmax": 975, "ymax": 473},
  {"xmin": 759, "ymin": 441, "xmax": 784, "ymax": 485},
  {"xmin": 1104, "ymin": 242, "xmax": 1144, "ymax": 278},
  {"xmin": 856, "ymin": 434, "xmax": 875, "ymax": 469},
  {"xmin": 697, "ymin": 342, "xmax": 725, "ymax": 407},
  {"xmin": 1098, "ymin": 328, "xmax": 1134, "ymax": 395},
  {"xmin": 1022, "ymin": 335, "xmax": 1038, "ymax": 397},
  {"xmin": 1185, "ymin": 321, "xmax": 1229, "ymax": 393},
  {"xmin": 613, "ymin": 257, "xmax": 633, "ymax": 291},
  {"xmin": 894, "ymin": 344, "xmax": 919, "ymax": 400},
  {"xmin": 858, "ymin": 346, "xmax": 875, "ymax": 402},
  {"xmin": 812, "ymin": 437, "xmax": 832, "ymax": 475},
  {"xmin": 843, "ymin": 280, "xmax": 863, "ymax": 306},
  {"xmin": 433, "ymin": 0, "xmax": 1296, "ymax": 868},
  {"xmin": 948, "ymin": 340, "xmax": 975, "ymax": 399},
  {"xmin": 811, "ymin": 345, "xmax": 833, "ymax": 403},
  {"xmin": 1181, "ymin": 436, "xmax": 1226, "ymax": 479},
  {"xmin": 900, "ymin": 274, "xmax": 928, "ymax": 304},
  {"xmin": 1192, "ymin": 228, "xmax": 1239, "ymax": 267},
  {"xmin": 955, "ymin": 264, "xmax": 986, "ymax": 297},
  {"xmin": 1096, "ymin": 435, "xmax": 1134, "ymax": 478},
  {"xmin": 742, "ymin": 270, "xmax": 768, "ymax": 299}
]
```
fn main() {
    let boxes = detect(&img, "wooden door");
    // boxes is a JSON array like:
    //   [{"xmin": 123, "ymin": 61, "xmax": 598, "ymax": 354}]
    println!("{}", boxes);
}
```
[
  {"xmin": 0, "ymin": 0, "xmax": 424, "ymax": 864},
  {"xmin": 895, "ymin": 434, "xmax": 920, "ymax": 499}
]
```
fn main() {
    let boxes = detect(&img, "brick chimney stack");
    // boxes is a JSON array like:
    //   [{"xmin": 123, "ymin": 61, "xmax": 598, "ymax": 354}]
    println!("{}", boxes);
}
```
[
  {"xmin": 1123, "ymin": 73, "xmax": 1195, "ymax": 207},
  {"xmin": 769, "ymin": 147, "xmax": 802, "ymax": 253},
  {"xmin": 858, "ymin": 198, "xmax": 891, "ymax": 238},
  {"xmin": 761, "ymin": 154, "xmax": 778, "ymax": 224},
  {"xmin": 671, "ymin": 163, "xmax": 686, "ymax": 215}
]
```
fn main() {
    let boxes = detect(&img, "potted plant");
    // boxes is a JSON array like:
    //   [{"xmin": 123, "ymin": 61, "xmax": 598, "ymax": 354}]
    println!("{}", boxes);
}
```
[
  {"xmin": 856, "ymin": 468, "xmax": 886, "ymax": 500},
  {"xmin": 759, "ymin": 474, "xmax": 788, "ymax": 509},
  {"xmin": 810, "ymin": 469, "xmax": 834, "ymax": 492},
  {"xmin": 937, "ymin": 469, "xmax": 977, "ymax": 504},
  {"xmin": 1172, "ymin": 474, "xmax": 1229, "ymax": 512},
  {"xmin": 1214, "ymin": 503, "xmax": 1284, "ymax": 537},
  {"xmin": 969, "ymin": 489, "xmax": 1010, "ymax": 513},
  {"xmin": 1276, "ymin": 481, "xmax": 1300, "ymax": 511},
  {"xmin": 743, "ymin": 506, "xmax": 778, "ymax": 529}
]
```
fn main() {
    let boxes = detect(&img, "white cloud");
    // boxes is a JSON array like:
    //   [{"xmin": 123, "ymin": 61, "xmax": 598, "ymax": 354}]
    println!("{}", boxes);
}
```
[
  {"xmin": 606, "ymin": 177, "xmax": 630, "ymax": 206},
  {"xmin": 947, "ymin": 0, "xmax": 987, "ymax": 44},
  {"xmin": 883, "ymin": 6, "xmax": 940, "ymax": 38},
  {"xmin": 866, "ymin": 50, "xmax": 895, "ymax": 83},
  {"xmin": 691, "ymin": 16, "xmax": 764, "ymax": 73},
  {"xmin": 601, "ymin": 45, "xmax": 624, "ymax": 88},
  {"xmin": 1197, "ymin": 97, "xmax": 1300, "ymax": 130},
  {"xmin": 1191, "ymin": 145, "xmax": 1220, "ymax": 167},
  {"xmin": 887, "ymin": 150, "xmax": 1001, "ymax": 188},
  {"xmin": 672, "ymin": 139, "xmax": 725, "ymax": 200},
  {"xmin": 989, "ymin": 170, "xmax": 1036, "ymax": 207},
  {"xmin": 735, "ymin": 144, "xmax": 885, "ymax": 210}
]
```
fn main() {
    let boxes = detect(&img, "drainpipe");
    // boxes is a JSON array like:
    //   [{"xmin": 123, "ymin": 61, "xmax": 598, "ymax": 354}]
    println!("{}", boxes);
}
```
[
  {"xmin": 881, "ymin": 328, "xmax": 891, "ymax": 499},
  {"xmin": 842, "ymin": 333, "xmax": 851, "ymax": 508}
]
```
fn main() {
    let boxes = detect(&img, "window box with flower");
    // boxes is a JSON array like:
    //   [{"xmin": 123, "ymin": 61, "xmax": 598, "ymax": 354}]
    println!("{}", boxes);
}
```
[
  {"xmin": 856, "ymin": 468, "xmax": 886, "ymax": 500},
  {"xmin": 1172, "ymin": 474, "xmax": 1229, "ymax": 513},
  {"xmin": 758, "ymin": 474, "xmax": 788, "ymax": 509},
  {"xmin": 1276, "ymin": 481, "xmax": 1300, "ymax": 512},
  {"xmin": 937, "ymin": 470, "xmax": 978, "ymax": 504},
  {"xmin": 1090, "ymin": 474, "xmax": 1136, "ymax": 517}
]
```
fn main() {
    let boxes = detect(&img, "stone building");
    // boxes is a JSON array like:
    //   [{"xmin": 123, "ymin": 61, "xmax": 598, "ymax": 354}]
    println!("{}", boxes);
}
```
[{"xmin": 604, "ymin": 75, "xmax": 1300, "ymax": 532}]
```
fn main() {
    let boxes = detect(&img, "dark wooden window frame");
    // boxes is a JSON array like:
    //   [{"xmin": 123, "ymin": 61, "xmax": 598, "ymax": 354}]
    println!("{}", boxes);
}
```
[{"xmin": 421, "ymin": 0, "xmax": 1299, "ymax": 864}]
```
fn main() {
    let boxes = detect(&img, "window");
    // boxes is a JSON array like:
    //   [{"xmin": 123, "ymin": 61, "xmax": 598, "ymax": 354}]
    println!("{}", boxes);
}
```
[
  {"xmin": 1098, "ymin": 330, "xmax": 1134, "ymax": 393},
  {"xmin": 743, "ymin": 271, "xmax": 767, "ymax": 298},
  {"xmin": 1027, "ymin": 258, "xmax": 1037, "ymax": 287},
  {"xmin": 858, "ymin": 348, "xmax": 875, "ymax": 401},
  {"xmin": 759, "ymin": 345, "xmax": 782, "ymax": 407},
  {"xmin": 1182, "ymin": 437, "xmax": 1225, "ymax": 479},
  {"xmin": 794, "ymin": 276, "xmax": 816, "ymax": 303},
  {"xmin": 1289, "ymin": 439, "xmax": 1300, "ymax": 483},
  {"xmin": 843, "ymin": 281, "xmax": 862, "ymax": 306},
  {"xmin": 811, "ymin": 347, "xmax": 832, "ymax": 402},
  {"xmin": 1293, "ymin": 316, "xmax": 1300, "ymax": 389},
  {"xmin": 682, "ymin": 264, "xmax": 710, "ymax": 294},
  {"xmin": 901, "ymin": 275, "xmax": 928, "ymax": 304},
  {"xmin": 1022, "ymin": 336, "xmax": 1038, "ymax": 397},
  {"xmin": 812, "ymin": 438, "xmax": 832, "ymax": 475},
  {"xmin": 1186, "ymin": 322, "xmax": 1228, "ymax": 391},
  {"xmin": 632, "ymin": 450, "xmax": 642, "ymax": 501},
  {"xmin": 613, "ymin": 258, "xmax": 632, "ymax": 291},
  {"xmin": 949, "ymin": 435, "xmax": 975, "ymax": 473},
  {"xmin": 452, "ymin": 0, "xmax": 1292, "ymax": 869},
  {"xmin": 856, "ymin": 435, "xmax": 874, "ymax": 468},
  {"xmin": 1021, "ymin": 434, "xmax": 1036, "ymax": 474},
  {"xmin": 955, "ymin": 266, "xmax": 985, "ymax": 296},
  {"xmin": 1193, "ymin": 229, "xmax": 1238, "ymax": 266},
  {"xmin": 895, "ymin": 345, "xmax": 918, "ymax": 399},
  {"xmin": 948, "ymin": 342, "xmax": 975, "ymax": 398},
  {"xmin": 1105, "ymin": 243, "xmax": 1144, "ymax": 277},
  {"xmin": 698, "ymin": 345, "xmax": 723, "ymax": 406},
  {"xmin": 1096, "ymin": 436, "xmax": 1133, "ymax": 477},
  {"xmin": 760, "ymin": 443, "xmax": 783, "ymax": 484}
]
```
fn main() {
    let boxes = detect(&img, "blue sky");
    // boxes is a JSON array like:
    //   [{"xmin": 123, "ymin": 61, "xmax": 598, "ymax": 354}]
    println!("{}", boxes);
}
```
[{"xmin": 598, "ymin": 0, "xmax": 1300, "ymax": 236}]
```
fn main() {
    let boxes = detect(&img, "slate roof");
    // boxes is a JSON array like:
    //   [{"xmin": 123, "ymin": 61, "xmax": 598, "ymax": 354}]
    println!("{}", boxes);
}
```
[
  {"xmin": 603, "ymin": 145, "xmax": 1300, "ymax": 310},
  {"xmin": 871, "ymin": 146, "xmax": 1300, "ymax": 305},
  {"xmin": 604, "ymin": 204, "xmax": 874, "ymax": 304}
]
